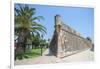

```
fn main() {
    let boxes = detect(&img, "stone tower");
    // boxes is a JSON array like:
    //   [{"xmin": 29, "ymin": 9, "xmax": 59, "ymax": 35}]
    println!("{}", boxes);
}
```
[
  {"xmin": 55, "ymin": 15, "xmax": 62, "ymax": 33},
  {"xmin": 55, "ymin": 15, "xmax": 62, "ymax": 26},
  {"xmin": 54, "ymin": 15, "xmax": 63, "ymax": 57}
]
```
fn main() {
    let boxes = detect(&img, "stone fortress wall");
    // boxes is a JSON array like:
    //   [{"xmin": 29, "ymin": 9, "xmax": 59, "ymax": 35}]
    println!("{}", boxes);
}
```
[{"xmin": 50, "ymin": 15, "xmax": 92, "ymax": 58}]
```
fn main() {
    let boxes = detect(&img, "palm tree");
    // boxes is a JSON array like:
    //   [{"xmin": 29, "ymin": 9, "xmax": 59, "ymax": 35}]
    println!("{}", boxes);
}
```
[{"xmin": 15, "ymin": 4, "xmax": 46, "ymax": 53}]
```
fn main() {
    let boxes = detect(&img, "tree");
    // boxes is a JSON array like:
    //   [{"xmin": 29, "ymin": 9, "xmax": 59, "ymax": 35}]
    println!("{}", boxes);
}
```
[
  {"xmin": 40, "ymin": 39, "xmax": 46, "ymax": 56},
  {"xmin": 32, "ymin": 34, "xmax": 40, "ymax": 49},
  {"xmin": 48, "ymin": 38, "xmax": 50, "ymax": 42},
  {"xmin": 86, "ymin": 37, "xmax": 92, "ymax": 42},
  {"xmin": 15, "ymin": 4, "xmax": 47, "ymax": 53}
]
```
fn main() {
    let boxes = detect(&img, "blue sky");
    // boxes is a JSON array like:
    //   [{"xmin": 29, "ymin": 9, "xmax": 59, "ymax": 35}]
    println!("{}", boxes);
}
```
[{"xmin": 15, "ymin": 4, "xmax": 94, "ymax": 41}]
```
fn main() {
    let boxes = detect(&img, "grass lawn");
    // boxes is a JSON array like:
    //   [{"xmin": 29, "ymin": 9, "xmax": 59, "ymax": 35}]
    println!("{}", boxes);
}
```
[
  {"xmin": 16, "ymin": 48, "xmax": 46, "ymax": 60},
  {"xmin": 25, "ymin": 48, "xmax": 46, "ymax": 58}
]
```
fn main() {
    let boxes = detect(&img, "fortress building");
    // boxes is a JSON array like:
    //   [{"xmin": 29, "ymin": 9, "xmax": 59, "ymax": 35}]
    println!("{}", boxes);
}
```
[{"xmin": 50, "ymin": 15, "xmax": 92, "ymax": 58}]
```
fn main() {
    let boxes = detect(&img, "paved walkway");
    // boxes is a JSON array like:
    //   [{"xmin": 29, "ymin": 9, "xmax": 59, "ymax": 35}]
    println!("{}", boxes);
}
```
[{"xmin": 15, "ymin": 49, "xmax": 94, "ymax": 65}]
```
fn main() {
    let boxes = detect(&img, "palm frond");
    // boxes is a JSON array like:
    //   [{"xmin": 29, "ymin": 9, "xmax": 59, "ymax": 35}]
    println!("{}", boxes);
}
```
[{"xmin": 31, "ymin": 16, "xmax": 44, "ymax": 22}]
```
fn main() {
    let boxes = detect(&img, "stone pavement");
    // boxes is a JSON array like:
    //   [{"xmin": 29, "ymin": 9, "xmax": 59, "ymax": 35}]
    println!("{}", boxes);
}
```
[{"xmin": 15, "ymin": 49, "xmax": 94, "ymax": 65}]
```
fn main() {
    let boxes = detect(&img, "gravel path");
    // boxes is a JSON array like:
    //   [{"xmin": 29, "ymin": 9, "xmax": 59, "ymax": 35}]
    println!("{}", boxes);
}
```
[{"xmin": 15, "ymin": 49, "xmax": 94, "ymax": 65}]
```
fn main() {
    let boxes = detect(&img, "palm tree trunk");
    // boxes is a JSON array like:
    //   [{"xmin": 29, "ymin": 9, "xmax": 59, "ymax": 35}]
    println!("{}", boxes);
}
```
[
  {"xmin": 23, "ymin": 37, "xmax": 27, "ymax": 53},
  {"xmin": 40, "ymin": 45, "xmax": 43, "ymax": 56},
  {"xmin": 17, "ymin": 30, "xmax": 28, "ymax": 53}
]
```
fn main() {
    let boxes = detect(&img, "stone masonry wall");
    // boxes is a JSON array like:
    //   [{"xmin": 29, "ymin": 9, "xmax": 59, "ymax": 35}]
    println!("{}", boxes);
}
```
[{"xmin": 50, "ymin": 15, "xmax": 92, "ymax": 58}]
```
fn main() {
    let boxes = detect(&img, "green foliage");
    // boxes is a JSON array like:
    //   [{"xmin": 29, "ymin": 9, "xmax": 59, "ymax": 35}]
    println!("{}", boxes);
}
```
[
  {"xmin": 15, "ymin": 5, "xmax": 47, "ymax": 37},
  {"xmin": 15, "ymin": 48, "xmax": 46, "ymax": 60},
  {"xmin": 14, "ymin": 4, "xmax": 47, "ymax": 60},
  {"xmin": 86, "ymin": 37, "xmax": 92, "ymax": 42}
]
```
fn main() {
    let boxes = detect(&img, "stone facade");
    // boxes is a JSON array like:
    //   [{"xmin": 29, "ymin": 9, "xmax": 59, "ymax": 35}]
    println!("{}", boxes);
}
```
[{"xmin": 50, "ymin": 15, "xmax": 92, "ymax": 58}]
